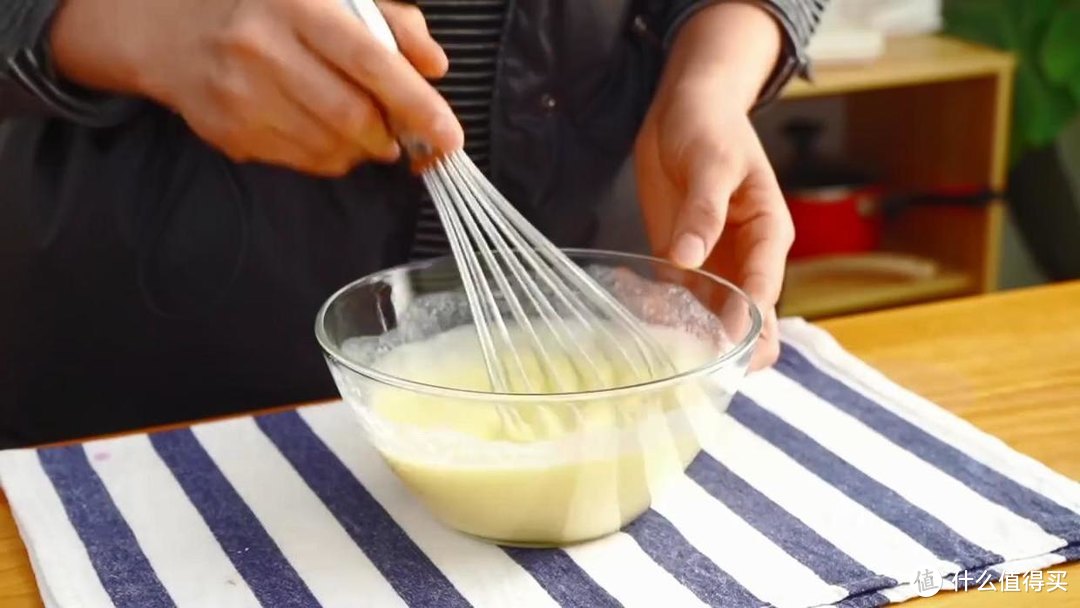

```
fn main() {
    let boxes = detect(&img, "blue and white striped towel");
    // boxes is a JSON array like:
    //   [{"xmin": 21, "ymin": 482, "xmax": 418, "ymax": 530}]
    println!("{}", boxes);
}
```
[{"xmin": 2, "ymin": 319, "xmax": 1078, "ymax": 608}]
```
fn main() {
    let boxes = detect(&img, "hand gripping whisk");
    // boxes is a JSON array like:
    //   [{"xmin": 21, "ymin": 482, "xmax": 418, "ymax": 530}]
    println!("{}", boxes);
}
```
[{"xmin": 344, "ymin": 0, "xmax": 672, "ymax": 394}]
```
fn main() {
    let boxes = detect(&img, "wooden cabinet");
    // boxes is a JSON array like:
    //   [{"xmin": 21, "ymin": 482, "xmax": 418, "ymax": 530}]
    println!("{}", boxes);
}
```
[{"xmin": 739, "ymin": 35, "xmax": 1016, "ymax": 319}]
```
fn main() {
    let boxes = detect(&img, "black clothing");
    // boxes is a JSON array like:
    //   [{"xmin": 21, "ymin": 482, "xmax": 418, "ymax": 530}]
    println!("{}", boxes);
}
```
[
  {"xmin": 0, "ymin": 0, "xmax": 823, "ymax": 446},
  {"xmin": 410, "ymin": 0, "xmax": 507, "ymax": 259}
]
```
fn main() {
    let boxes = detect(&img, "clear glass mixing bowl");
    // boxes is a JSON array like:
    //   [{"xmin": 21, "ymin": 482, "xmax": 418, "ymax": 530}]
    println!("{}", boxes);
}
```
[{"xmin": 315, "ymin": 249, "xmax": 762, "ymax": 546}]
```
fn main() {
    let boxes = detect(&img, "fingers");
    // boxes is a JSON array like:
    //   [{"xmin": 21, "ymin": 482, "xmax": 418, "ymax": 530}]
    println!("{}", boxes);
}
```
[
  {"xmin": 153, "ymin": 0, "xmax": 448, "ymax": 176},
  {"xmin": 295, "ymin": 1, "xmax": 463, "ymax": 154},
  {"xmin": 202, "ymin": 74, "xmax": 361, "ymax": 175},
  {"xmin": 196, "ymin": 56, "xmax": 370, "ymax": 176},
  {"xmin": 378, "ymin": 1, "xmax": 449, "ymax": 79},
  {"xmin": 668, "ymin": 145, "xmax": 743, "ymax": 269},
  {"xmin": 251, "ymin": 127, "xmax": 366, "ymax": 177},
  {"xmin": 257, "ymin": 94, "xmax": 342, "ymax": 162},
  {"xmin": 669, "ymin": 140, "xmax": 791, "ymax": 371},
  {"xmin": 210, "ymin": 118, "xmax": 363, "ymax": 177},
  {"xmin": 733, "ymin": 173, "xmax": 794, "ymax": 311},
  {"xmin": 270, "ymin": 38, "xmax": 401, "ymax": 162},
  {"xmin": 733, "ymin": 168, "xmax": 792, "ymax": 371},
  {"xmin": 750, "ymin": 306, "xmax": 780, "ymax": 370}
]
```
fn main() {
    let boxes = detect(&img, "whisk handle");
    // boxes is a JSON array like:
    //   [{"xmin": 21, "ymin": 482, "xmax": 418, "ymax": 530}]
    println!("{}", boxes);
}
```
[
  {"xmin": 341, "ymin": 0, "xmax": 400, "ymax": 53},
  {"xmin": 340, "ymin": 0, "xmax": 436, "ymax": 159}
]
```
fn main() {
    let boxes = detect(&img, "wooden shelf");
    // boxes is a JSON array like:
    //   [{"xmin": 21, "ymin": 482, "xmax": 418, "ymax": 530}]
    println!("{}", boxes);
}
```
[
  {"xmin": 782, "ymin": 35, "xmax": 1015, "ymax": 99},
  {"xmin": 779, "ymin": 261, "xmax": 974, "ymax": 319},
  {"xmin": 694, "ymin": 35, "xmax": 1015, "ymax": 317}
]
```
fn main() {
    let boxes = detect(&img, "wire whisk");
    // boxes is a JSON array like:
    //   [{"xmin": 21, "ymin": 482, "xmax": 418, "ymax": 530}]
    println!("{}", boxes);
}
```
[
  {"xmin": 424, "ymin": 150, "xmax": 674, "ymax": 393},
  {"xmin": 345, "ymin": 0, "xmax": 672, "ymax": 395}
]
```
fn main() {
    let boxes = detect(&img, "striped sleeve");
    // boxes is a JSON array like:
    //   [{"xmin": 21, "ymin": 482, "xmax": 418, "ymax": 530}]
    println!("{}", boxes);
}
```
[
  {"xmin": 656, "ymin": 0, "xmax": 828, "ymax": 106},
  {"xmin": 755, "ymin": 0, "xmax": 828, "ymax": 53},
  {"xmin": 1, "ymin": 0, "xmax": 139, "ymax": 125}
]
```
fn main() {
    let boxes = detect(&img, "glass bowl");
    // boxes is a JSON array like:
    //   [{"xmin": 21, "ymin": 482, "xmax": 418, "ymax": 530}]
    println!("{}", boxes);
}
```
[{"xmin": 315, "ymin": 249, "xmax": 761, "ymax": 546}]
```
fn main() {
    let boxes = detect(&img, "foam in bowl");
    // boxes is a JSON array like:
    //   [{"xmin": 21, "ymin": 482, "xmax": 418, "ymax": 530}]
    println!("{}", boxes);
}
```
[{"xmin": 334, "ymin": 266, "xmax": 740, "ymax": 545}]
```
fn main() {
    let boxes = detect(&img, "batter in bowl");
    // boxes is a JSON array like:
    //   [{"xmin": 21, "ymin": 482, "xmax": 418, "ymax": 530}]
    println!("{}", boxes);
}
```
[{"xmin": 344, "ymin": 321, "xmax": 722, "ymax": 545}]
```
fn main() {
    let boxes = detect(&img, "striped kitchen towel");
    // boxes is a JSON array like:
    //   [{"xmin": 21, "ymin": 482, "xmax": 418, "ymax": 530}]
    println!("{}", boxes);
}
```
[{"xmin": 2, "ymin": 319, "xmax": 1078, "ymax": 608}]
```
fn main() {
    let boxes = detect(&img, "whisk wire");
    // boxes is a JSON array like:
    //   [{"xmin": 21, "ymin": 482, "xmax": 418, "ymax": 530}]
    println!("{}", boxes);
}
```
[
  {"xmin": 441, "ymin": 154, "xmax": 610, "ymax": 390},
  {"xmin": 424, "ymin": 171, "xmax": 515, "ymax": 392},
  {"xmin": 430, "ymin": 148, "xmax": 679, "ymax": 396},
  {"xmin": 340, "ymin": 0, "xmax": 679, "ymax": 438},
  {"xmin": 437, "ymin": 161, "xmax": 569, "ymax": 392},
  {"xmin": 444, "ymin": 160, "xmax": 619, "ymax": 387},
  {"xmin": 453, "ymin": 151, "xmax": 676, "ymax": 379}
]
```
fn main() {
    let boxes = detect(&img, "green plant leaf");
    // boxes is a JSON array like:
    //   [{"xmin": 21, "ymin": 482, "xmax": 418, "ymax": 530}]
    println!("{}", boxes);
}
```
[
  {"xmin": 1011, "ymin": 0, "xmax": 1056, "ymax": 55},
  {"xmin": 1012, "ymin": 0, "xmax": 1056, "ymax": 35},
  {"xmin": 1014, "ymin": 63, "xmax": 1077, "ymax": 151},
  {"xmin": 947, "ymin": 0, "xmax": 1080, "ymax": 166},
  {"xmin": 942, "ymin": 0, "xmax": 1014, "ymax": 49},
  {"xmin": 1039, "ymin": 7, "xmax": 1080, "ymax": 85}
]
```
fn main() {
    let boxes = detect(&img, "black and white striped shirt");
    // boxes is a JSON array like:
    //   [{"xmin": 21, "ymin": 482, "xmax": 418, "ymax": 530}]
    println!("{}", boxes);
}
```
[
  {"xmin": 411, "ymin": 0, "xmax": 506, "ymax": 259},
  {"xmin": 408, "ymin": 0, "xmax": 826, "ymax": 259}
]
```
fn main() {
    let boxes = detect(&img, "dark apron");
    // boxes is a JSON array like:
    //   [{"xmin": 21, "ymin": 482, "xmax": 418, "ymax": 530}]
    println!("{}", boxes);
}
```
[{"xmin": 0, "ymin": 109, "xmax": 422, "ymax": 446}]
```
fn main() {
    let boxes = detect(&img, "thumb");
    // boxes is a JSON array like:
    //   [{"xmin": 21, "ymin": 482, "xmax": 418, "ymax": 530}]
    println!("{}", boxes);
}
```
[{"xmin": 668, "ymin": 150, "xmax": 742, "ymax": 268}]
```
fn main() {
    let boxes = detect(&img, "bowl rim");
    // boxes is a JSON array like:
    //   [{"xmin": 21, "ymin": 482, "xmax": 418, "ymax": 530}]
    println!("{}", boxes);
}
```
[{"xmin": 314, "ymin": 248, "xmax": 763, "ymax": 402}]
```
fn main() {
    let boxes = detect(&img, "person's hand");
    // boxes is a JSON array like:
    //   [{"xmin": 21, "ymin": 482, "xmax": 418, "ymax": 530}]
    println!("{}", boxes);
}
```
[
  {"xmin": 634, "ymin": 3, "xmax": 793, "ymax": 369},
  {"xmin": 50, "ymin": 0, "xmax": 462, "ymax": 176}
]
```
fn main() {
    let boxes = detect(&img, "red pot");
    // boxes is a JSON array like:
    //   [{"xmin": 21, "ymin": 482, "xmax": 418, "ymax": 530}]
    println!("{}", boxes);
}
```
[
  {"xmin": 779, "ymin": 119, "xmax": 884, "ymax": 261},
  {"xmin": 785, "ymin": 184, "xmax": 884, "ymax": 260}
]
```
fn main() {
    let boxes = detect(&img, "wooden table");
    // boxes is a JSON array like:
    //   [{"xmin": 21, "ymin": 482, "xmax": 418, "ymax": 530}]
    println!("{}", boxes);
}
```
[{"xmin": 1, "ymin": 282, "xmax": 1078, "ymax": 606}]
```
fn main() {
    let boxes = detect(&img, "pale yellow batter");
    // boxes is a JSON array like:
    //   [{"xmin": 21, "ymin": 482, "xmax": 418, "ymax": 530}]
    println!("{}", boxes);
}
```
[{"xmin": 349, "ymin": 322, "xmax": 721, "ymax": 545}]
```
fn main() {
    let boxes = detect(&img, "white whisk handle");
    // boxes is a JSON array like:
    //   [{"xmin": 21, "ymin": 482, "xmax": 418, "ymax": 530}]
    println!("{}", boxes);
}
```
[
  {"xmin": 340, "ymin": 0, "xmax": 435, "ymax": 159},
  {"xmin": 341, "ymin": 0, "xmax": 400, "ymax": 53}
]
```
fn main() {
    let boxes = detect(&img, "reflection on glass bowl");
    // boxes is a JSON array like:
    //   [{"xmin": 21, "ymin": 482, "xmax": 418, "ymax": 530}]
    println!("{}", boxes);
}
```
[{"xmin": 316, "ymin": 250, "xmax": 761, "ymax": 546}]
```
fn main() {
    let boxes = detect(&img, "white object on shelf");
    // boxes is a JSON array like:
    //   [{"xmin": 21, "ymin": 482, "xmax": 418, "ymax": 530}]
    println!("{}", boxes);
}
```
[
  {"xmin": 807, "ymin": 0, "xmax": 886, "ymax": 65},
  {"xmin": 807, "ymin": 0, "xmax": 942, "ymax": 65},
  {"xmin": 807, "ymin": 27, "xmax": 886, "ymax": 66},
  {"xmin": 862, "ymin": 0, "xmax": 943, "ymax": 36}
]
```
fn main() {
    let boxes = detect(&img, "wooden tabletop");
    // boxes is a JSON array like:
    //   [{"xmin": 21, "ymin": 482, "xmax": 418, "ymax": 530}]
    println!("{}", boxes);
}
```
[{"xmin": 1, "ymin": 282, "xmax": 1078, "ymax": 606}]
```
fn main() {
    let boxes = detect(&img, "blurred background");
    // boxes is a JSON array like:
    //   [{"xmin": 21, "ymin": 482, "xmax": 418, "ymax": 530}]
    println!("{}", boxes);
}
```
[{"xmin": 597, "ymin": 0, "xmax": 1080, "ymax": 320}]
